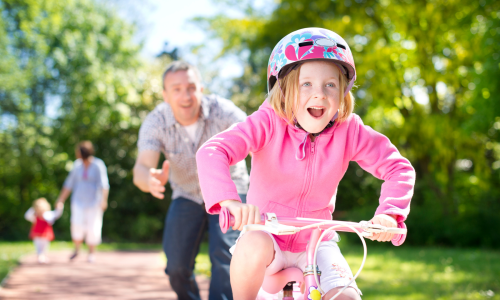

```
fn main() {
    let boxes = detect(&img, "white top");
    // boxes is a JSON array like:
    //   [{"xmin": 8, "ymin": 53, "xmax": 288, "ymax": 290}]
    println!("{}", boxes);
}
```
[
  {"xmin": 183, "ymin": 122, "xmax": 199, "ymax": 143},
  {"xmin": 24, "ymin": 206, "xmax": 64, "ymax": 225},
  {"xmin": 63, "ymin": 158, "xmax": 109, "ymax": 208}
]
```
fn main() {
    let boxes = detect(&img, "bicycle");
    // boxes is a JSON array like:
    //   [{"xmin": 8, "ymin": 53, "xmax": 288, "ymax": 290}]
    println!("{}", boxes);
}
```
[{"xmin": 219, "ymin": 207, "xmax": 407, "ymax": 300}]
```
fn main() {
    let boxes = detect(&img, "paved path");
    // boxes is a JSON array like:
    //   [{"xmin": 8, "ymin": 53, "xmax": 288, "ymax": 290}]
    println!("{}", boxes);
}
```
[{"xmin": 0, "ymin": 250, "xmax": 209, "ymax": 300}]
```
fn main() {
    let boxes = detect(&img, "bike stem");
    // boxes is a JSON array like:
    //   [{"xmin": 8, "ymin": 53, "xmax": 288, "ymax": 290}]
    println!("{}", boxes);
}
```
[{"xmin": 304, "ymin": 227, "xmax": 323, "ymax": 300}]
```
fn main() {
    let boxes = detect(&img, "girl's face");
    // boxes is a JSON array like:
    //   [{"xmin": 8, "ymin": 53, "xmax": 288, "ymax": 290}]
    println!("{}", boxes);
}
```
[
  {"xmin": 34, "ymin": 201, "xmax": 50, "ymax": 216},
  {"xmin": 294, "ymin": 61, "xmax": 341, "ymax": 134}
]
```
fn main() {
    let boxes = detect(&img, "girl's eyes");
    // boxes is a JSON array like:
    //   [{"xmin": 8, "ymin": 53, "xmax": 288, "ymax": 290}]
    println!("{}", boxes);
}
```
[{"xmin": 301, "ymin": 83, "xmax": 336, "ymax": 87}]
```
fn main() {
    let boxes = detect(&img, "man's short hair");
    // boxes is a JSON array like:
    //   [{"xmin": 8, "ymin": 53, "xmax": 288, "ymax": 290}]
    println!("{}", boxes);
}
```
[
  {"xmin": 77, "ymin": 141, "xmax": 94, "ymax": 160},
  {"xmin": 162, "ymin": 61, "xmax": 202, "ymax": 90}
]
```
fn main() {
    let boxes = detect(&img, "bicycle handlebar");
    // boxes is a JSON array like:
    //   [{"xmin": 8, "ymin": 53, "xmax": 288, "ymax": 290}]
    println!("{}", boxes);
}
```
[{"xmin": 219, "ymin": 207, "xmax": 407, "ymax": 246}]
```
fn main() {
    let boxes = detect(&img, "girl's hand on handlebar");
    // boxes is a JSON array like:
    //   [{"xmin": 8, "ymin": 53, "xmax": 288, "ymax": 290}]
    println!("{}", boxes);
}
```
[
  {"xmin": 369, "ymin": 214, "xmax": 397, "ymax": 242},
  {"xmin": 220, "ymin": 200, "xmax": 261, "ymax": 231}
]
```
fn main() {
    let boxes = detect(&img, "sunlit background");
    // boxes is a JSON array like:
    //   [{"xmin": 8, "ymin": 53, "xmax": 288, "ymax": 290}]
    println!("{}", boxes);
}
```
[{"xmin": 1, "ymin": 0, "xmax": 499, "ymax": 298}]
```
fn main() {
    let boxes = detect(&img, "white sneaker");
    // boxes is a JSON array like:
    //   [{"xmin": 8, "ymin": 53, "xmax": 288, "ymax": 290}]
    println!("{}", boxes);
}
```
[
  {"xmin": 37, "ymin": 254, "xmax": 48, "ymax": 264},
  {"xmin": 87, "ymin": 254, "xmax": 95, "ymax": 263}
]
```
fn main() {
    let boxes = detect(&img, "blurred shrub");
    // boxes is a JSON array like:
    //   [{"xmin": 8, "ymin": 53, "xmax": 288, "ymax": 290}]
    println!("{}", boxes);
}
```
[
  {"xmin": 0, "ymin": 0, "xmax": 173, "ymax": 242},
  {"xmin": 194, "ymin": 0, "xmax": 500, "ymax": 247}
]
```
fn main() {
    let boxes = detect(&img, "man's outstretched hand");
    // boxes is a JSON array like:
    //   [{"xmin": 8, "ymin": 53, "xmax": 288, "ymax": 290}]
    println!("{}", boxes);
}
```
[{"xmin": 149, "ymin": 160, "xmax": 170, "ymax": 199}]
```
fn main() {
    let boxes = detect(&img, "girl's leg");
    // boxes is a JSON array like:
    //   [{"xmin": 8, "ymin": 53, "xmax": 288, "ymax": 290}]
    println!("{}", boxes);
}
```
[
  {"xmin": 230, "ymin": 231, "xmax": 275, "ymax": 300},
  {"xmin": 34, "ymin": 238, "xmax": 49, "ymax": 263},
  {"xmin": 316, "ymin": 240, "xmax": 361, "ymax": 300},
  {"xmin": 323, "ymin": 287, "xmax": 360, "ymax": 300},
  {"xmin": 33, "ymin": 238, "xmax": 42, "ymax": 255}
]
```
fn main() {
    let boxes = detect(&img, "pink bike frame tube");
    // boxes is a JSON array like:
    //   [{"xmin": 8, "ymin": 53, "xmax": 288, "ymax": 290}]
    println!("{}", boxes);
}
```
[{"xmin": 305, "ymin": 228, "xmax": 322, "ymax": 298}]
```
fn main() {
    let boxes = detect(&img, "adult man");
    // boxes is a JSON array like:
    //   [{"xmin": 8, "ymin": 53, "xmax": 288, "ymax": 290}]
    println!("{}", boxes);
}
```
[
  {"xmin": 56, "ymin": 141, "xmax": 109, "ymax": 263},
  {"xmin": 133, "ymin": 61, "xmax": 249, "ymax": 300}
]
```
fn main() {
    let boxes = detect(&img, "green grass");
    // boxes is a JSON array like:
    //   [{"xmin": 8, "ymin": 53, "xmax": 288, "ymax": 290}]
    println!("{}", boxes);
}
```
[
  {"xmin": 1, "ymin": 241, "xmax": 499, "ymax": 299},
  {"xmin": 339, "ymin": 242, "xmax": 500, "ymax": 300}
]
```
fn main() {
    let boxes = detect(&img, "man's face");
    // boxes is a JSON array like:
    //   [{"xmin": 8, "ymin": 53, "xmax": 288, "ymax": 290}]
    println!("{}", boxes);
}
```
[{"xmin": 163, "ymin": 69, "xmax": 203, "ymax": 126}]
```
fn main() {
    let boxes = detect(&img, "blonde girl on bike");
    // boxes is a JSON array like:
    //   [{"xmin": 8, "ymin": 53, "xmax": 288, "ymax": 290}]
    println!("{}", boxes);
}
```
[{"xmin": 196, "ymin": 28, "xmax": 416, "ymax": 300}]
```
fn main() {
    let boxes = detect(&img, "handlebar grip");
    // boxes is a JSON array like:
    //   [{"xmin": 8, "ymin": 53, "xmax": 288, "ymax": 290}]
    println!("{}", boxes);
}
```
[
  {"xmin": 391, "ymin": 222, "xmax": 407, "ymax": 246},
  {"xmin": 219, "ymin": 207, "xmax": 235, "ymax": 234}
]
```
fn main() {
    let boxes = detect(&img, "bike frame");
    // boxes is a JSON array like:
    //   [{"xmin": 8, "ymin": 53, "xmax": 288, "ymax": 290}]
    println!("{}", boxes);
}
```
[{"xmin": 219, "ymin": 207, "xmax": 407, "ymax": 300}]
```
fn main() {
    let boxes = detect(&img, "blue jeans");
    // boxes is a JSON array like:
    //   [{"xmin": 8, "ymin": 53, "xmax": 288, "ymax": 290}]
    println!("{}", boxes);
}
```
[{"xmin": 163, "ymin": 195, "xmax": 245, "ymax": 300}]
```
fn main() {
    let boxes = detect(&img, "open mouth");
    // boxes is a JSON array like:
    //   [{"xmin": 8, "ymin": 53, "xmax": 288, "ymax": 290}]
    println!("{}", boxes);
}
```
[{"xmin": 307, "ymin": 107, "xmax": 325, "ymax": 119}]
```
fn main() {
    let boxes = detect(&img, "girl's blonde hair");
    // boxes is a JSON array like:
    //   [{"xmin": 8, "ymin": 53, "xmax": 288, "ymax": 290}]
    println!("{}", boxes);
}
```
[
  {"xmin": 268, "ymin": 63, "xmax": 355, "ymax": 124},
  {"xmin": 33, "ymin": 198, "xmax": 51, "ymax": 215}
]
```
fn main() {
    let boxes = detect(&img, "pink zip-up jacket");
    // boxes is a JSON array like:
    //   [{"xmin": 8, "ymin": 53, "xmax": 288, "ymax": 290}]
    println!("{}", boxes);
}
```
[{"xmin": 196, "ymin": 101, "xmax": 415, "ymax": 252}]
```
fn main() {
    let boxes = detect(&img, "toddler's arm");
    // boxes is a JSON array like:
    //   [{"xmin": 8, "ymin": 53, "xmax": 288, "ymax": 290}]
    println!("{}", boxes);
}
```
[
  {"xmin": 24, "ymin": 207, "xmax": 36, "ymax": 223},
  {"xmin": 43, "ymin": 203, "xmax": 64, "ymax": 225}
]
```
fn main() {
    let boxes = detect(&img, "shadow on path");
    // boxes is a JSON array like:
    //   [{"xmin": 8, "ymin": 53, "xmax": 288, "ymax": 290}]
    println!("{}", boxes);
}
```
[{"xmin": 0, "ymin": 250, "xmax": 209, "ymax": 300}]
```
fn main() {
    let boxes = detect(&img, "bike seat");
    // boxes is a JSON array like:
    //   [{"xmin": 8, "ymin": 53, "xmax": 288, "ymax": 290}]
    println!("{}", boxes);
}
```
[{"xmin": 261, "ymin": 267, "xmax": 304, "ymax": 294}]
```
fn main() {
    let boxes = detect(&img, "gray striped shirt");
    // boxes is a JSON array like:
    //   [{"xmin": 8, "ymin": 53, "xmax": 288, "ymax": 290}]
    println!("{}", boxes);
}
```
[{"xmin": 138, "ymin": 94, "xmax": 249, "ymax": 204}]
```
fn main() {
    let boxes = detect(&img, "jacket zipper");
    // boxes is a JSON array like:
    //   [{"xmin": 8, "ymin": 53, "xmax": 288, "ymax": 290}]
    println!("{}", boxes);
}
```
[{"xmin": 287, "ymin": 135, "xmax": 318, "ymax": 251}]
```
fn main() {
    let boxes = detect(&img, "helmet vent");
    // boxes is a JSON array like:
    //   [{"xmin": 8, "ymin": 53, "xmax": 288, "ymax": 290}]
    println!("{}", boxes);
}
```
[{"xmin": 299, "ymin": 41, "xmax": 314, "ymax": 47}]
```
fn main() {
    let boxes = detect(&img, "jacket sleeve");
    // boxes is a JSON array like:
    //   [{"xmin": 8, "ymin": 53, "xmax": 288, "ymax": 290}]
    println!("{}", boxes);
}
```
[
  {"xmin": 43, "ymin": 205, "xmax": 64, "ymax": 225},
  {"xmin": 196, "ymin": 106, "xmax": 274, "ymax": 214},
  {"xmin": 97, "ymin": 160, "xmax": 110, "ymax": 190},
  {"xmin": 137, "ymin": 108, "xmax": 165, "ymax": 153},
  {"xmin": 24, "ymin": 207, "xmax": 36, "ymax": 223},
  {"xmin": 216, "ymin": 96, "xmax": 248, "ymax": 128},
  {"xmin": 63, "ymin": 161, "xmax": 78, "ymax": 190},
  {"xmin": 349, "ymin": 115, "xmax": 415, "ymax": 223}
]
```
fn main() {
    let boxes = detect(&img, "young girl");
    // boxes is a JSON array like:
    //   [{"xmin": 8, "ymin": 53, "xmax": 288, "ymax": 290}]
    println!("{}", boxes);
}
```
[
  {"xmin": 196, "ymin": 27, "xmax": 415, "ymax": 300},
  {"xmin": 24, "ymin": 198, "xmax": 64, "ymax": 263}
]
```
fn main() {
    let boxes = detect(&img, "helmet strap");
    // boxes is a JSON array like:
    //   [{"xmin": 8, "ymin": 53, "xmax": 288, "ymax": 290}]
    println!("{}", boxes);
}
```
[
  {"xmin": 345, "ymin": 77, "xmax": 355, "ymax": 98},
  {"xmin": 294, "ymin": 110, "xmax": 338, "ymax": 137}
]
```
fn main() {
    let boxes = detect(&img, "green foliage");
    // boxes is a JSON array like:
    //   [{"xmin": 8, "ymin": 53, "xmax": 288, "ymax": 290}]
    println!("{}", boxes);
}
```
[
  {"xmin": 0, "ymin": 0, "xmax": 171, "ymax": 242},
  {"xmin": 1, "ymin": 0, "xmax": 499, "ymax": 248},
  {"xmin": 195, "ymin": 0, "xmax": 500, "ymax": 246}
]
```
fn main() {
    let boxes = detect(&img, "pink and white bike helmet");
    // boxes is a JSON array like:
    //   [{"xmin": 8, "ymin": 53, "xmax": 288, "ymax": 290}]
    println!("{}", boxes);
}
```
[{"xmin": 267, "ymin": 27, "xmax": 356, "ymax": 97}]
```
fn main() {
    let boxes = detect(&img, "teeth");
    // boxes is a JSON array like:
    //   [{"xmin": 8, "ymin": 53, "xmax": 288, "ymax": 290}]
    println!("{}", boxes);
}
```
[{"xmin": 309, "ymin": 107, "xmax": 323, "ymax": 110}]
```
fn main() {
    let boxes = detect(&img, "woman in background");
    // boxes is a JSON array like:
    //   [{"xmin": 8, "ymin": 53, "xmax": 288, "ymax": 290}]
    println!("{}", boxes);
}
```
[{"xmin": 55, "ymin": 141, "xmax": 109, "ymax": 263}]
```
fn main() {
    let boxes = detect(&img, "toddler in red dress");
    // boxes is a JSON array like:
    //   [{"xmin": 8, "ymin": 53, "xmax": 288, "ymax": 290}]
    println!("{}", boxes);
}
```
[{"xmin": 24, "ymin": 198, "xmax": 64, "ymax": 263}]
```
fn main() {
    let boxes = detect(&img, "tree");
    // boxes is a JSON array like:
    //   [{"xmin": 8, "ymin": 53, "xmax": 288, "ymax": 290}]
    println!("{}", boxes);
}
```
[
  {"xmin": 194, "ymin": 0, "xmax": 500, "ymax": 246},
  {"xmin": 0, "ymin": 0, "xmax": 171, "ymax": 241}
]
